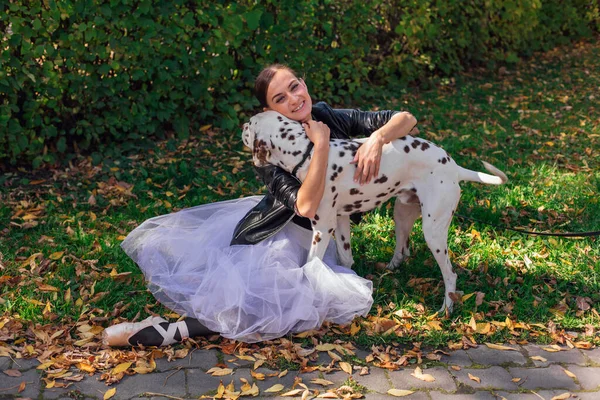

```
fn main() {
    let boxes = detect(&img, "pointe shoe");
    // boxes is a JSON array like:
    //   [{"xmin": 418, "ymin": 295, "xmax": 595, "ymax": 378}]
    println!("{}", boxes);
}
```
[{"xmin": 103, "ymin": 316, "xmax": 191, "ymax": 347}]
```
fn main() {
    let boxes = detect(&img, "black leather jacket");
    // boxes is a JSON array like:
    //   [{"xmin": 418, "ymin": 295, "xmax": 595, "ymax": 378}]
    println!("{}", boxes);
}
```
[{"xmin": 230, "ymin": 102, "xmax": 399, "ymax": 245}]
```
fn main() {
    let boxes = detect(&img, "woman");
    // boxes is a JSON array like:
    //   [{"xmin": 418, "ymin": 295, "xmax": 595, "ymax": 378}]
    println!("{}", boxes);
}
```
[{"xmin": 104, "ymin": 65, "xmax": 418, "ymax": 346}]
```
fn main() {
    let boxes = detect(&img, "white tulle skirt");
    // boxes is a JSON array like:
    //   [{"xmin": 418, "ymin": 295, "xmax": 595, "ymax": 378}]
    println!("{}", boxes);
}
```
[{"xmin": 121, "ymin": 196, "xmax": 373, "ymax": 343}]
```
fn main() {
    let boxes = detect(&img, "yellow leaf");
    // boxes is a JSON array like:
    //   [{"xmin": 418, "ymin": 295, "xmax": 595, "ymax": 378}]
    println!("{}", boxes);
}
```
[
  {"xmin": 411, "ymin": 366, "xmax": 435, "ymax": 382},
  {"xmin": 77, "ymin": 363, "xmax": 96, "ymax": 373},
  {"xmin": 468, "ymin": 373, "xmax": 481, "ymax": 383},
  {"xmin": 328, "ymin": 350, "xmax": 342, "ymax": 361},
  {"xmin": 551, "ymin": 394, "xmax": 572, "ymax": 400},
  {"xmin": 317, "ymin": 393, "xmax": 339, "ymax": 398},
  {"xmin": 90, "ymin": 211, "xmax": 97, "ymax": 221},
  {"xmin": 469, "ymin": 316, "xmax": 477, "ymax": 331},
  {"xmin": 206, "ymin": 367, "xmax": 234, "ymax": 376},
  {"xmin": 240, "ymin": 383, "xmax": 259, "ymax": 396},
  {"xmin": 250, "ymin": 369, "xmax": 265, "ymax": 380},
  {"xmin": 339, "ymin": 361, "xmax": 353, "ymax": 375},
  {"xmin": 462, "ymin": 293, "xmax": 475, "ymax": 302},
  {"xmin": 530, "ymin": 356, "xmax": 547, "ymax": 362},
  {"xmin": 49, "ymin": 251, "xmax": 64, "ymax": 260},
  {"xmin": 485, "ymin": 343, "xmax": 517, "ymax": 351},
  {"xmin": 350, "ymin": 322, "xmax": 361, "ymax": 336},
  {"xmin": 104, "ymin": 387, "xmax": 116, "ymax": 400},
  {"xmin": 253, "ymin": 359, "xmax": 265, "ymax": 370},
  {"xmin": 200, "ymin": 124, "xmax": 212, "ymax": 132},
  {"xmin": 563, "ymin": 369, "xmax": 576, "ymax": 379},
  {"xmin": 215, "ymin": 381, "xmax": 225, "ymax": 399},
  {"xmin": 316, "ymin": 344, "xmax": 336, "ymax": 351},
  {"xmin": 45, "ymin": 380, "xmax": 55, "ymax": 388},
  {"xmin": 542, "ymin": 345, "xmax": 563, "ymax": 352},
  {"xmin": 117, "ymin": 235, "xmax": 127, "ymax": 241},
  {"xmin": 235, "ymin": 354, "xmax": 256, "ymax": 362},
  {"xmin": 278, "ymin": 369, "xmax": 288, "ymax": 378},
  {"xmin": 37, "ymin": 362, "xmax": 54, "ymax": 370},
  {"xmin": 310, "ymin": 378, "xmax": 334, "ymax": 386},
  {"xmin": 451, "ymin": 365, "xmax": 461, "ymax": 371},
  {"xmin": 112, "ymin": 362, "xmax": 131, "ymax": 375},
  {"xmin": 281, "ymin": 389, "xmax": 303, "ymax": 396},
  {"xmin": 38, "ymin": 284, "xmax": 59, "ymax": 292},
  {"xmin": 265, "ymin": 384, "xmax": 284, "ymax": 393},
  {"xmin": 387, "ymin": 389, "xmax": 415, "ymax": 397},
  {"xmin": 427, "ymin": 320, "xmax": 443, "ymax": 331}
]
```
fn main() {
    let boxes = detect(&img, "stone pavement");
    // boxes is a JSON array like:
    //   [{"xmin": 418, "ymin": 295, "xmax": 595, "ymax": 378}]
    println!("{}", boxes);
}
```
[{"xmin": 2, "ymin": 345, "xmax": 600, "ymax": 399}]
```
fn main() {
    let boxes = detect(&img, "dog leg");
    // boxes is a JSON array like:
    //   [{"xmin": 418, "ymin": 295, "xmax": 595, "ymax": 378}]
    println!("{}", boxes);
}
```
[
  {"xmin": 334, "ymin": 215, "xmax": 354, "ymax": 268},
  {"xmin": 387, "ymin": 200, "xmax": 421, "ymax": 270},
  {"xmin": 420, "ymin": 185, "xmax": 460, "ymax": 313},
  {"xmin": 307, "ymin": 217, "xmax": 334, "ymax": 263}
]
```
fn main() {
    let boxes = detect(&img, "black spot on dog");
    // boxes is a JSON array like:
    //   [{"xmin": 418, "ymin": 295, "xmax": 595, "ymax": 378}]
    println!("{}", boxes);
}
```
[
  {"xmin": 444, "ymin": 249, "xmax": 448, "ymax": 254},
  {"xmin": 312, "ymin": 220, "xmax": 317, "ymax": 226},
  {"xmin": 331, "ymin": 186, "xmax": 336, "ymax": 193},
  {"xmin": 441, "ymin": 181, "xmax": 443, "ymax": 184},
  {"xmin": 315, "ymin": 234, "xmax": 321, "ymax": 243},
  {"xmin": 341, "ymin": 235, "xmax": 346, "ymax": 242},
  {"xmin": 338, "ymin": 166, "xmax": 343, "ymax": 173},
  {"xmin": 277, "ymin": 116, "xmax": 283, "ymax": 121},
  {"xmin": 344, "ymin": 242, "xmax": 350, "ymax": 250},
  {"xmin": 411, "ymin": 140, "xmax": 421, "ymax": 149},
  {"xmin": 279, "ymin": 127, "xmax": 285, "ymax": 132},
  {"xmin": 374, "ymin": 175, "xmax": 388, "ymax": 184},
  {"xmin": 332, "ymin": 164, "xmax": 337, "ymax": 170},
  {"xmin": 428, "ymin": 214, "xmax": 431, "ymax": 217},
  {"xmin": 289, "ymin": 135, "xmax": 295, "ymax": 141},
  {"xmin": 411, "ymin": 188, "xmax": 417, "ymax": 193},
  {"xmin": 328, "ymin": 228, "xmax": 334, "ymax": 234},
  {"xmin": 312, "ymin": 240, "xmax": 316, "ymax": 245},
  {"xmin": 442, "ymin": 158, "xmax": 447, "ymax": 164},
  {"xmin": 375, "ymin": 201, "xmax": 381, "ymax": 206},
  {"xmin": 400, "ymin": 136, "xmax": 407, "ymax": 141},
  {"xmin": 284, "ymin": 121, "xmax": 289, "ymax": 125},
  {"xmin": 421, "ymin": 142, "xmax": 430, "ymax": 151},
  {"xmin": 376, "ymin": 193, "xmax": 388, "ymax": 198},
  {"xmin": 334, "ymin": 193, "xmax": 339, "ymax": 200},
  {"xmin": 436, "ymin": 249, "xmax": 440, "ymax": 253},
  {"xmin": 343, "ymin": 204, "xmax": 353, "ymax": 212},
  {"xmin": 404, "ymin": 146, "xmax": 410, "ymax": 153},
  {"xmin": 292, "ymin": 150, "xmax": 301, "ymax": 156},
  {"xmin": 314, "ymin": 214, "xmax": 319, "ymax": 221},
  {"xmin": 394, "ymin": 181, "xmax": 401, "ymax": 186},
  {"xmin": 332, "ymin": 200, "xmax": 337, "ymax": 207},
  {"xmin": 281, "ymin": 132, "xmax": 288, "ymax": 139},
  {"xmin": 350, "ymin": 188, "xmax": 360, "ymax": 195},
  {"xmin": 339, "ymin": 151, "xmax": 345, "ymax": 157}
]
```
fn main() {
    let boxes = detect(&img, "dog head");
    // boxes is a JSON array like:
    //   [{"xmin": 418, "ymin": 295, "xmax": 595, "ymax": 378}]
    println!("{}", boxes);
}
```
[{"xmin": 242, "ymin": 111, "xmax": 311, "ymax": 170}]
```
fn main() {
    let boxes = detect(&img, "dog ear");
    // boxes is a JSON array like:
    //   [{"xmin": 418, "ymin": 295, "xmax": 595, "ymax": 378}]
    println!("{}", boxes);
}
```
[
  {"xmin": 252, "ymin": 138, "xmax": 270, "ymax": 167},
  {"xmin": 242, "ymin": 122, "xmax": 253, "ymax": 150}
]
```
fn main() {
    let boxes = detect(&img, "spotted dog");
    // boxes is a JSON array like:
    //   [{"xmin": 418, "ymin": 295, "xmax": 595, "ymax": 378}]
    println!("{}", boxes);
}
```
[{"xmin": 243, "ymin": 111, "xmax": 508, "ymax": 312}]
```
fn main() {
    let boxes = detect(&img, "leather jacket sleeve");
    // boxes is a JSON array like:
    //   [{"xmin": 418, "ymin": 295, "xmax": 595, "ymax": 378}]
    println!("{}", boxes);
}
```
[{"xmin": 255, "ymin": 164, "xmax": 302, "ymax": 212}]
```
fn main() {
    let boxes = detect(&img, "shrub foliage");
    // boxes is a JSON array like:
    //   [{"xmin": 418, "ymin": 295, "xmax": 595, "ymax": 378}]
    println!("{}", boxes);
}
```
[{"xmin": 1, "ymin": 0, "xmax": 598, "ymax": 165}]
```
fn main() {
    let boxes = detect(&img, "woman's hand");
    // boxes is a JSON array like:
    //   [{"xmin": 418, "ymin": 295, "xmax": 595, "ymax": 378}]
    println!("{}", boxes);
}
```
[
  {"xmin": 351, "ymin": 132, "xmax": 385, "ymax": 185},
  {"xmin": 303, "ymin": 120, "xmax": 330, "ymax": 149}
]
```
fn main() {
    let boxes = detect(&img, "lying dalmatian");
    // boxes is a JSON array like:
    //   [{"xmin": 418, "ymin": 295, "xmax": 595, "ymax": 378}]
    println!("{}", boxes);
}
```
[{"xmin": 243, "ymin": 111, "xmax": 508, "ymax": 312}]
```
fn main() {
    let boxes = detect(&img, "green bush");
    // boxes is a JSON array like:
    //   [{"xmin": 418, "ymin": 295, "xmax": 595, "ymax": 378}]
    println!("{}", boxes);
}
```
[{"xmin": 0, "ymin": 0, "xmax": 597, "ymax": 166}]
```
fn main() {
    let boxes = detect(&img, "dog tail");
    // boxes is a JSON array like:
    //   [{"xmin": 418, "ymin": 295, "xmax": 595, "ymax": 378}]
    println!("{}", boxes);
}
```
[{"xmin": 458, "ymin": 161, "xmax": 508, "ymax": 185}]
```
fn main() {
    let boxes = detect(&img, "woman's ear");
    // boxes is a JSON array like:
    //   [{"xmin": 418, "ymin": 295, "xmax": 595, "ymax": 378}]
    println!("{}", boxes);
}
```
[{"xmin": 263, "ymin": 107, "xmax": 270, "ymax": 112}]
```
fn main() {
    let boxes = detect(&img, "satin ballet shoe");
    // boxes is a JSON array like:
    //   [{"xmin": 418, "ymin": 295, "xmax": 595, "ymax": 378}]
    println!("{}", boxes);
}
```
[{"xmin": 103, "ymin": 316, "xmax": 190, "ymax": 347}]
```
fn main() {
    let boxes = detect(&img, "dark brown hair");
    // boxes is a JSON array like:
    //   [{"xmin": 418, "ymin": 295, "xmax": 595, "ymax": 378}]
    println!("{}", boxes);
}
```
[{"xmin": 254, "ymin": 64, "xmax": 299, "ymax": 108}]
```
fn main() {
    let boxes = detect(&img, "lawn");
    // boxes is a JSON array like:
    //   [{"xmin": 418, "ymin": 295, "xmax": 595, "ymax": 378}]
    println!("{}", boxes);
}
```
[{"xmin": 0, "ymin": 39, "xmax": 598, "ymax": 382}]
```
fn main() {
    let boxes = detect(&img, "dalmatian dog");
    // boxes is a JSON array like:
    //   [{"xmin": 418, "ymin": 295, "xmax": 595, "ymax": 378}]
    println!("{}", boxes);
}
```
[{"xmin": 242, "ymin": 111, "xmax": 508, "ymax": 312}]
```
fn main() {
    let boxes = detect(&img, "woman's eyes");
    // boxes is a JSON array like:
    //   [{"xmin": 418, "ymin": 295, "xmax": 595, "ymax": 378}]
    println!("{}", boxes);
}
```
[
  {"xmin": 275, "ymin": 83, "xmax": 300, "ymax": 103},
  {"xmin": 291, "ymin": 83, "xmax": 299, "ymax": 91}
]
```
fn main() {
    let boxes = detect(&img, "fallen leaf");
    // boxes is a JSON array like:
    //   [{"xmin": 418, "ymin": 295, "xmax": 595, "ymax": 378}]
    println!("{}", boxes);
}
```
[
  {"xmin": 112, "ymin": 362, "xmax": 131, "ymax": 375},
  {"xmin": 512, "ymin": 378, "xmax": 521, "ymax": 383},
  {"xmin": 530, "ymin": 356, "xmax": 547, "ymax": 362},
  {"xmin": 240, "ymin": 382, "xmax": 259, "ymax": 396},
  {"xmin": 104, "ymin": 387, "xmax": 116, "ymax": 400},
  {"xmin": 339, "ymin": 362, "xmax": 353, "ymax": 375},
  {"xmin": 253, "ymin": 359, "xmax": 265, "ymax": 370},
  {"xmin": 551, "ymin": 393, "xmax": 572, "ymax": 400},
  {"xmin": 359, "ymin": 366, "xmax": 369, "ymax": 376},
  {"xmin": 3, "ymin": 370, "xmax": 22, "ymax": 377},
  {"xmin": 310, "ymin": 378, "xmax": 334, "ymax": 386},
  {"xmin": 250, "ymin": 369, "xmax": 265, "ymax": 380},
  {"xmin": 278, "ymin": 369, "xmax": 288, "ymax": 378},
  {"xmin": 281, "ymin": 388, "xmax": 303, "ymax": 396},
  {"xmin": 411, "ymin": 366, "xmax": 435, "ymax": 382},
  {"xmin": 18, "ymin": 381, "xmax": 26, "ymax": 393},
  {"xmin": 206, "ymin": 367, "xmax": 234, "ymax": 376},
  {"xmin": 49, "ymin": 251, "xmax": 64, "ymax": 260},
  {"xmin": 468, "ymin": 373, "xmax": 481, "ymax": 383},
  {"xmin": 265, "ymin": 384, "xmax": 284, "ymax": 393},
  {"xmin": 387, "ymin": 389, "xmax": 415, "ymax": 397},
  {"xmin": 451, "ymin": 365, "xmax": 461, "ymax": 371},
  {"xmin": 563, "ymin": 369, "xmax": 576, "ymax": 379},
  {"xmin": 485, "ymin": 343, "xmax": 517, "ymax": 351}
]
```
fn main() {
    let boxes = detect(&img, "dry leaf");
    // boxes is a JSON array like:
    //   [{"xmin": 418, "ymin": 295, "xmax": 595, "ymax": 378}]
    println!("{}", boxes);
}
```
[
  {"xmin": 111, "ymin": 362, "xmax": 131, "ymax": 375},
  {"xmin": 485, "ymin": 343, "xmax": 517, "ymax": 351},
  {"xmin": 265, "ymin": 384, "xmax": 284, "ymax": 393},
  {"xmin": 387, "ymin": 389, "xmax": 415, "ymax": 397},
  {"xmin": 278, "ymin": 369, "xmax": 288, "ymax": 378},
  {"xmin": 563, "ymin": 369, "xmax": 576, "ymax": 379},
  {"xmin": 339, "ymin": 362, "xmax": 353, "ymax": 375},
  {"xmin": 411, "ymin": 366, "xmax": 435, "ymax": 382},
  {"xmin": 253, "ymin": 359, "xmax": 265, "ymax": 370},
  {"xmin": 18, "ymin": 381, "xmax": 26, "ymax": 393},
  {"xmin": 240, "ymin": 382, "xmax": 259, "ymax": 396},
  {"xmin": 250, "ymin": 369, "xmax": 265, "ymax": 380},
  {"xmin": 468, "ymin": 373, "xmax": 481, "ymax": 383},
  {"xmin": 206, "ymin": 367, "xmax": 234, "ymax": 376},
  {"xmin": 316, "ymin": 344, "xmax": 336, "ymax": 351},
  {"xmin": 551, "ymin": 393, "xmax": 572, "ymax": 400},
  {"xmin": 359, "ymin": 366, "xmax": 369, "ymax": 376},
  {"xmin": 104, "ymin": 387, "xmax": 116, "ymax": 400},
  {"xmin": 530, "ymin": 356, "xmax": 547, "ymax": 362},
  {"xmin": 317, "ymin": 393, "xmax": 339, "ymax": 399},
  {"xmin": 328, "ymin": 350, "xmax": 342, "ymax": 361},
  {"xmin": 310, "ymin": 378, "xmax": 334, "ymax": 386},
  {"xmin": 512, "ymin": 378, "xmax": 521, "ymax": 383},
  {"xmin": 451, "ymin": 365, "xmax": 461, "ymax": 371},
  {"xmin": 281, "ymin": 389, "xmax": 303, "ymax": 396},
  {"xmin": 3, "ymin": 369, "xmax": 22, "ymax": 377}
]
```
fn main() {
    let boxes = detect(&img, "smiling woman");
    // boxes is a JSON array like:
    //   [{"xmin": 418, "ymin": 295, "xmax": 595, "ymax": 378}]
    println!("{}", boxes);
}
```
[{"xmin": 104, "ymin": 64, "xmax": 417, "ymax": 346}]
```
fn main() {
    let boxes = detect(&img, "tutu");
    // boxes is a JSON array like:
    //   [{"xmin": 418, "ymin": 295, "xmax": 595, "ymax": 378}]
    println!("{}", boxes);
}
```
[{"xmin": 121, "ymin": 196, "xmax": 373, "ymax": 343}]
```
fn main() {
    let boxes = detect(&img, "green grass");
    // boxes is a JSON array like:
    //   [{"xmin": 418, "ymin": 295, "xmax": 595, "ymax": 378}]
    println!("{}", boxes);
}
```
[{"xmin": 0, "ymin": 40, "xmax": 598, "ymax": 349}]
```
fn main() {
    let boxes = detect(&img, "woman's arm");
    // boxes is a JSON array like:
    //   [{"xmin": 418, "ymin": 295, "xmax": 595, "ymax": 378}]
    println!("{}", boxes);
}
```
[
  {"xmin": 295, "ymin": 120, "xmax": 330, "ymax": 219},
  {"xmin": 352, "ymin": 111, "xmax": 417, "ymax": 184}
]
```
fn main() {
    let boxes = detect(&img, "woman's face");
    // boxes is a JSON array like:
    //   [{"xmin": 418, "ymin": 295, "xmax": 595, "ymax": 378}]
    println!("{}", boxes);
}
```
[{"xmin": 264, "ymin": 69, "xmax": 312, "ymax": 122}]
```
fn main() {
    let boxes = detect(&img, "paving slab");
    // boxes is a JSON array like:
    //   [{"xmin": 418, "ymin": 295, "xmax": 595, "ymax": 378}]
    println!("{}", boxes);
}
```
[
  {"xmin": 439, "ymin": 350, "xmax": 472, "ymax": 367},
  {"xmin": 563, "ymin": 365, "xmax": 600, "ymax": 390},
  {"xmin": 99, "ymin": 368, "xmax": 186, "ymax": 399},
  {"xmin": 43, "ymin": 374, "xmax": 108, "ymax": 400},
  {"xmin": 12, "ymin": 356, "xmax": 40, "ymax": 371},
  {"xmin": 466, "ymin": 345, "xmax": 527, "ymax": 366},
  {"xmin": 494, "ymin": 390, "xmax": 574, "ymax": 400},
  {"xmin": 187, "ymin": 367, "xmax": 235, "ymax": 396},
  {"xmin": 371, "ymin": 391, "xmax": 429, "ymax": 399},
  {"xmin": 0, "ymin": 356, "xmax": 12, "ymax": 370},
  {"xmin": 388, "ymin": 366, "xmax": 456, "ymax": 391},
  {"xmin": 449, "ymin": 366, "xmax": 518, "ymax": 391},
  {"xmin": 429, "ymin": 392, "xmax": 496, "ymax": 400},
  {"xmin": 583, "ymin": 347, "xmax": 600, "ymax": 365},
  {"xmin": 0, "ymin": 368, "xmax": 42, "ymax": 398},
  {"xmin": 508, "ymin": 364, "xmax": 580, "ymax": 391},
  {"xmin": 155, "ymin": 349, "xmax": 218, "ymax": 371},
  {"xmin": 352, "ymin": 367, "xmax": 392, "ymax": 393},
  {"xmin": 524, "ymin": 345, "xmax": 587, "ymax": 366}
]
